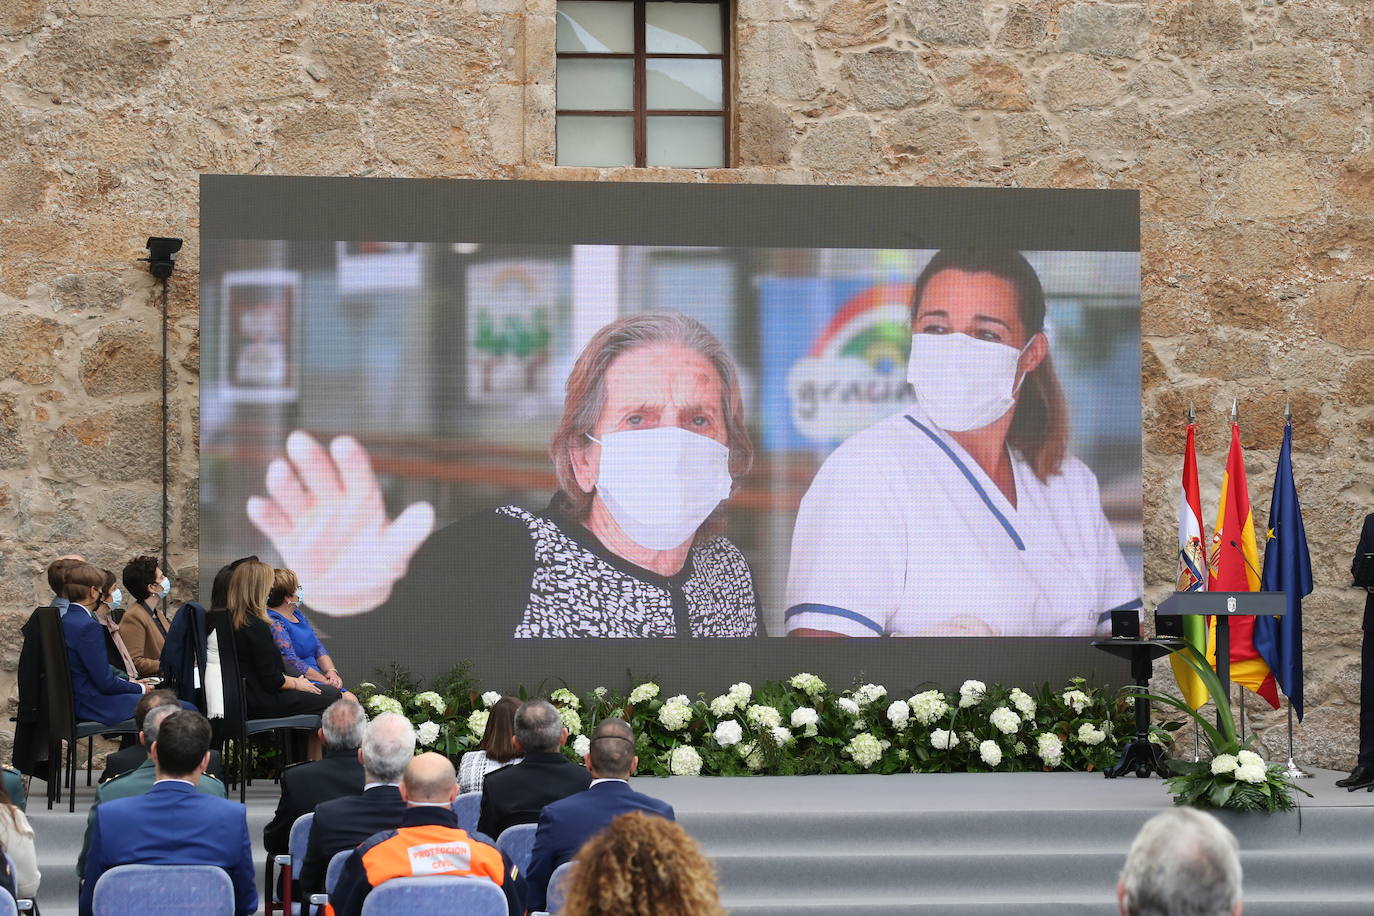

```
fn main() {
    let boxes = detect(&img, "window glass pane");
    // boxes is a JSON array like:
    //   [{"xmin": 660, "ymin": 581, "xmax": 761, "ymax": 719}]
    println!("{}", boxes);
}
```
[
  {"xmin": 557, "ymin": 1, "xmax": 634, "ymax": 53},
  {"xmin": 558, "ymin": 59, "xmax": 635, "ymax": 111},
  {"xmin": 647, "ymin": 59, "xmax": 722, "ymax": 110},
  {"xmin": 646, "ymin": 115, "xmax": 723, "ymax": 168},
  {"xmin": 646, "ymin": 2, "xmax": 723, "ymax": 54},
  {"xmin": 557, "ymin": 115, "xmax": 635, "ymax": 166}
]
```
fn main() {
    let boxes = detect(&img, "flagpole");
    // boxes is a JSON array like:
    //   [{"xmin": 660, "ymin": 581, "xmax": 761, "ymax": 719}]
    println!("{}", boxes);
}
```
[
  {"xmin": 1285, "ymin": 700, "xmax": 1311, "ymax": 778},
  {"xmin": 1237, "ymin": 684, "xmax": 1246, "ymax": 742}
]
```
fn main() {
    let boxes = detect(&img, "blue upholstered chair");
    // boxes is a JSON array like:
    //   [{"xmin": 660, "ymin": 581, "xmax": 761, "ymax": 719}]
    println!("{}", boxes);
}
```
[
  {"xmin": 359, "ymin": 876, "xmax": 506, "ymax": 916},
  {"xmin": 452, "ymin": 792, "xmax": 482, "ymax": 834},
  {"xmin": 496, "ymin": 822, "xmax": 538, "ymax": 874},
  {"xmin": 547, "ymin": 859, "xmax": 576, "ymax": 914},
  {"xmin": 268, "ymin": 811, "xmax": 314, "ymax": 916},
  {"xmin": 306, "ymin": 847, "xmax": 354, "ymax": 914},
  {"xmin": 91, "ymin": 863, "xmax": 235, "ymax": 914}
]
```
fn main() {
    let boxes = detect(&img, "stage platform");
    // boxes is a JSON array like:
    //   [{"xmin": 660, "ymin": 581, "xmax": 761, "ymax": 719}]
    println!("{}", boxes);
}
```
[{"xmin": 24, "ymin": 768, "xmax": 1374, "ymax": 915}]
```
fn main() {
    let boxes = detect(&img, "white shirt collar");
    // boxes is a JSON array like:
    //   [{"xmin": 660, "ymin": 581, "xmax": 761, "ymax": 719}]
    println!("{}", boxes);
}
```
[
  {"xmin": 589, "ymin": 778, "xmax": 628, "ymax": 787},
  {"xmin": 364, "ymin": 781, "xmax": 400, "ymax": 792},
  {"xmin": 155, "ymin": 777, "xmax": 198, "ymax": 787}
]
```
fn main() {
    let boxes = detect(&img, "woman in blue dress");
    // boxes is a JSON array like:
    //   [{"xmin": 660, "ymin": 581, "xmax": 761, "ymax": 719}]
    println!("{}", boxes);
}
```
[{"xmin": 267, "ymin": 568, "xmax": 346, "ymax": 691}]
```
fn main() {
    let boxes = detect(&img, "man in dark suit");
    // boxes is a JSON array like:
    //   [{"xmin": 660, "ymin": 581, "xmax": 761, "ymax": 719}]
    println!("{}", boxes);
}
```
[
  {"xmin": 263, "ymin": 697, "xmax": 367, "ymax": 856},
  {"xmin": 80, "ymin": 709, "xmax": 256, "ymax": 916},
  {"xmin": 525, "ymin": 717, "xmax": 673, "ymax": 912},
  {"xmin": 297, "ymin": 712, "xmax": 415, "ymax": 896},
  {"xmin": 478, "ymin": 698, "xmax": 591, "ymax": 840},
  {"xmin": 60, "ymin": 563, "xmax": 145, "ymax": 725},
  {"xmin": 1339, "ymin": 513, "xmax": 1374, "ymax": 789},
  {"xmin": 99, "ymin": 689, "xmax": 225, "ymax": 783}
]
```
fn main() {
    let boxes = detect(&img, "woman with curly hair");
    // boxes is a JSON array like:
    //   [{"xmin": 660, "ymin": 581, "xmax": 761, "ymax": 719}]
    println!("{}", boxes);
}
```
[{"xmin": 560, "ymin": 811, "xmax": 724, "ymax": 916}]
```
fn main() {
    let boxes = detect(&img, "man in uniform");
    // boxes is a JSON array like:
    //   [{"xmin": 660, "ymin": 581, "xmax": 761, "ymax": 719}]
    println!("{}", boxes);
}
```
[{"xmin": 1337, "ymin": 513, "xmax": 1374, "ymax": 789}]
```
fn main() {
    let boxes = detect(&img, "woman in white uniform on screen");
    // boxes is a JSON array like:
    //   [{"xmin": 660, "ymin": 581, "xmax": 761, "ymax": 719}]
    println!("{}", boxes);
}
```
[{"xmin": 785, "ymin": 249, "xmax": 1139, "ymax": 638}]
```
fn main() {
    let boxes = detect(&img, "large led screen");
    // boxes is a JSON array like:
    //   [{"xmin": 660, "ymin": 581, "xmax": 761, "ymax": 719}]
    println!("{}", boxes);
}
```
[{"xmin": 201, "ymin": 178, "xmax": 1141, "ymax": 691}]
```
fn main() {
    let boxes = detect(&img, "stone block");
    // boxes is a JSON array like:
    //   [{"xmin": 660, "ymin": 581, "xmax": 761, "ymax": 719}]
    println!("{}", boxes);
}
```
[
  {"xmin": 272, "ymin": 106, "xmax": 366, "ymax": 176},
  {"xmin": 1041, "ymin": 59, "xmax": 1119, "ymax": 111},
  {"xmin": 51, "ymin": 272, "xmax": 127, "ymax": 312},
  {"xmin": 1205, "ymin": 48, "xmax": 1336, "ymax": 96},
  {"xmin": 79, "ymin": 322, "xmax": 162, "ymax": 398},
  {"xmin": 1061, "ymin": 105, "xmax": 1150, "ymax": 166},
  {"xmin": 98, "ymin": 487, "xmax": 163, "ymax": 546},
  {"xmin": 1336, "ymin": 151, "xmax": 1374, "ymax": 213},
  {"xmin": 905, "ymin": 0, "xmax": 989, "ymax": 48},
  {"xmin": 839, "ymin": 48, "xmax": 934, "ymax": 112},
  {"xmin": 1162, "ymin": 92, "xmax": 1277, "ymax": 153},
  {"xmin": 1279, "ymin": 6, "xmax": 1354, "ymax": 44},
  {"xmin": 1173, "ymin": 330, "xmax": 1269, "ymax": 379},
  {"xmin": 0, "ymin": 0, "xmax": 45, "ymax": 36},
  {"xmin": 739, "ymin": 23, "xmax": 821, "ymax": 103},
  {"xmin": 72, "ymin": 0, "xmax": 199, "ymax": 15},
  {"xmin": 1123, "ymin": 61, "xmax": 1193, "ymax": 100},
  {"xmin": 883, "ymin": 110, "xmax": 979, "ymax": 166},
  {"xmin": 1339, "ymin": 358, "xmax": 1374, "ymax": 405},
  {"xmin": 796, "ymin": 116, "xmax": 877, "ymax": 173},
  {"xmin": 997, "ymin": 112, "xmax": 1059, "ymax": 164},
  {"xmin": 213, "ymin": 0, "xmax": 303, "ymax": 20},
  {"xmin": 50, "ymin": 402, "xmax": 177, "ymax": 483},
  {"xmin": 1117, "ymin": 145, "xmax": 1205, "ymax": 219},
  {"xmin": 738, "ymin": 100, "xmax": 795, "ymax": 167},
  {"xmin": 0, "ymin": 313, "xmax": 63, "ymax": 385},
  {"xmin": 375, "ymin": 91, "xmax": 482, "ymax": 176},
  {"xmin": 1012, "ymin": 153, "xmax": 1098, "ymax": 189},
  {"xmin": 996, "ymin": 3, "xmax": 1047, "ymax": 50},
  {"xmin": 0, "ymin": 162, "xmax": 49, "ymax": 219},
  {"xmin": 1237, "ymin": 389, "xmax": 1327, "ymax": 452},
  {"xmin": 0, "ymin": 395, "xmax": 22, "ymax": 468},
  {"xmin": 1307, "ymin": 281, "xmax": 1374, "ymax": 349},
  {"xmin": 310, "ymin": 29, "xmax": 390, "ymax": 104},
  {"xmin": 1156, "ymin": 0, "xmax": 1247, "ymax": 56},
  {"xmin": 815, "ymin": 0, "xmax": 889, "ymax": 49},
  {"xmin": 1058, "ymin": 3, "xmax": 1148, "ymax": 58},
  {"xmin": 487, "ymin": 85, "xmax": 525, "ymax": 167},
  {"xmin": 1279, "ymin": 99, "xmax": 1361, "ymax": 158},
  {"xmin": 1218, "ymin": 155, "xmax": 1322, "ymax": 220},
  {"xmin": 1202, "ymin": 279, "xmax": 1283, "ymax": 331},
  {"xmin": 1200, "ymin": 223, "xmax": 1300, "ymax": 280},
  {"xmin": 928, "ymin": 53, "xmax": 1031, "ymax": 110},
  {"xmin": 14, "ymin": 20, "xmax": 177, "ymax": 101},
  {"xmin": 165, "ymin": 22, "xmax": 309, "ymax": 108}
]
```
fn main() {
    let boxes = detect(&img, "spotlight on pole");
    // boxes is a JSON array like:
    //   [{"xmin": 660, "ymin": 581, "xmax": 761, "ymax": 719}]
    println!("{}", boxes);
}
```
[{"xmin": 141, "ymin": 237, "xmax": 183, "ymax": 279}]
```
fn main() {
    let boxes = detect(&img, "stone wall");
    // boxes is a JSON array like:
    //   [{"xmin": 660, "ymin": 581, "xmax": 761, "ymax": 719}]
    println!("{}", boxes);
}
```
[{"xmin": 2, "ymin": 0, "xmax": 1371, "ymax": 767}]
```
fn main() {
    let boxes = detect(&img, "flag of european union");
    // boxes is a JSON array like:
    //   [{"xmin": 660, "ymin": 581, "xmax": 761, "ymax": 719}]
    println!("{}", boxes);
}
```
[{"xmin": 1256, "ymin": 422, "xmax": 1313, "ymax": 719}]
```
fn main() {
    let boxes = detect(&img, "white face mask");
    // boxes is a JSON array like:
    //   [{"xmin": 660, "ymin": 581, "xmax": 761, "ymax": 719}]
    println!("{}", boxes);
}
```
[
  {"xmin": 110, "ymin": 589, "xmax": 124, "ymax": 609},
  {"xmin": 159, "ymin": 576, "xmax": 171, "ymax": 594},
  {"xmin": 906, "ymin": 332, "xmax": 1035, "ymax": 432},
  {"xmin": 588, "ymin": 426, "xmax": 733, "ymax": 552}
]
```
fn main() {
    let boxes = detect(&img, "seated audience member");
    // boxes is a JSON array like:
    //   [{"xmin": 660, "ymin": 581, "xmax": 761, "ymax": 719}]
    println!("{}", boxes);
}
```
[
  {"xmin": 46, "ymin": 555, "xmax": 85, "ymax": 615},
  {"xmin": 60, "ymin": 563, "xmax": 145, "ymax": 725},
  {"xmin": 93, "ymin": 569, "xmax": 138, "ymax": 681},
  {"xmin": 459, "ymin": 696, "xmax": 522, "ymax": 794},
  {"xmin": 227, "ymin": 560, "xmax": 341, "ymax": 728},
  {"xmin": 526, "ymin": 718, "xmax": 674, "ymax": 912},
  {"xmin": 78, "ymin": 702, "xmax": 227, "ymax": 877},
  {"xmin": 0, "ymin": 781, "xmax": 39, "ymax": 899},
  {"xmin": 80, "ymin": 710, "xmax": 256, "ymax": 916},
  {"xmin": 331, "ymin": 753, "xmax": 525, "ymax": 916},
  {"xmin": 1118, "ymin": 808, "xmax": 1242, "ymax": 916},
  {"xmin": 298, "ymin": 712, "xmax": 415, "ymax": 896},
  {"xmin": 119, "ymin": 555, "xmax": 173, "ymax": 677},
  {"xmin": 1, "ymin": 768, "xmax": 25, "ymax": 811},
  {"xmin": 267, "ymin": 568, "xmax": 345, "ymax": 691},
  {"xmin": 264, "ymin": 697, "xmax": 368, "ymax": 857},
  {"xmin": 561, "ymin": 811, "xmax": 723, "ymax": 916},
  {"xmin": 100, "ymin": 690, "xmax": 222, "ymax": 783},
  {"xmin": 478, "ymin": 699, "xmax": 591, "ymax": 840}
]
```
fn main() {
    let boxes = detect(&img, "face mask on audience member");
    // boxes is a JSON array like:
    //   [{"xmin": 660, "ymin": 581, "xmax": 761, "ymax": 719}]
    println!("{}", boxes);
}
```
[
  {"xmin": 159, "ymin": 575, "xmax": 171, "ymax": 594},
  {"xmin": 109, "ymin": 589, "xmax": 123, "ymax": 609},
  {"xmin": 295, "ymin": 586, "xmax": 304, "ymax": 602},
  {"xmin": 587, "ymin": 426, "xmax": 733, "ymax": 551}
]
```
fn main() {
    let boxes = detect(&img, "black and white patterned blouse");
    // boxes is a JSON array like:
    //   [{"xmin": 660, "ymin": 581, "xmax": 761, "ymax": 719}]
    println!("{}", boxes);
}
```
[{"xmin": 383, "ymin": 499, "xmax": 759, "ymax": 640}]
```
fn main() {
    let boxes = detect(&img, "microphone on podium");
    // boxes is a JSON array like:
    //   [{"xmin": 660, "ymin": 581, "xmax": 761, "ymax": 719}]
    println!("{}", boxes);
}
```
[{"xmin": 1228, "ymin": 539, "xmax": 1265, "ymax": 583}]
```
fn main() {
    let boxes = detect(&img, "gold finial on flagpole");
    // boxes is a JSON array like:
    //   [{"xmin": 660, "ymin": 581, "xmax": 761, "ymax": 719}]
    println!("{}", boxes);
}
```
[
  {"xmin": 1231, "ymin": 398, "xmax": 1238, "ymax": 424},
  {"xmin": 1187, "ymin": 402, "xmax": 1196, "ymax": 424}
]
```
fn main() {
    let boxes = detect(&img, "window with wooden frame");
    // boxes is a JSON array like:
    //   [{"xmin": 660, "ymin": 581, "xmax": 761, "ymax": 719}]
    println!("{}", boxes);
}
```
[{"xmin": 555, "ymin": 0, "xmax": 729, "ymax": 168}]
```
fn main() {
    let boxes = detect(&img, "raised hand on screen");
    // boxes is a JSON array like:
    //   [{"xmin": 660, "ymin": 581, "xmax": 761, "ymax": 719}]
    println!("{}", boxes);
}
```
[{"xmin": 246, "ymin": 432, "xmax": 435, "ymax": 617}]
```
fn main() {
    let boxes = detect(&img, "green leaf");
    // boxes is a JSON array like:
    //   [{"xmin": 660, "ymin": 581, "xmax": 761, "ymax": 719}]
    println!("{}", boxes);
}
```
[{"xmin": 1209, "ymin": 780, "xmax": 1237, "ymax": 808}]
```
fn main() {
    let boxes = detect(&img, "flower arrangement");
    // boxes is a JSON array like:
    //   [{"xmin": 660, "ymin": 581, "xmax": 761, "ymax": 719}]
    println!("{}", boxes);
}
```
[
  {"xmin": 353, "ymin": 665, "xmax": 1131, "ymax": 778},
  {"xmin": 1148, "ymin": 647, "xmax": 1312, "ymax": 813}
]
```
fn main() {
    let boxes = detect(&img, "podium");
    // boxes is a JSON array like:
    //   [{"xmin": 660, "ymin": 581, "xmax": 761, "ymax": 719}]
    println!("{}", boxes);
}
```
[
  {"xmin": 1092, "ymin": 638, "xmax": 1184, "ymax": 778},
  {"xmin": 1157, "ymin": 591, "xmax": 1287, "ymax": 721}
]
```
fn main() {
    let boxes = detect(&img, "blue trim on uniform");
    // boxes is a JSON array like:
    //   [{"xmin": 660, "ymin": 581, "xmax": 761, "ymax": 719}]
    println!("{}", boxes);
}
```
[
  {"xmin": 784, "ymin": 603, "xmax": 885, "ymax": 636},
  {"xmin": 903, "ymin": 415, "xmax": 1025, "ymax": 551},
  {"xmin": 1098, "ymin": 597, "xmax": 1144, "ymax": 622}
]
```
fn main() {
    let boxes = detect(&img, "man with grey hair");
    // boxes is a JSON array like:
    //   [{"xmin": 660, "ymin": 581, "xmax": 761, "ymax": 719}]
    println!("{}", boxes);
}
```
[
  {"xmin": 264, "ymin": 697, "xmax": 368, "ymax": 857},
  {"xmin": 478, "ymin": 698, "xmax": 591, "ymax": 839},
  {"xmin": 298, "ymin": 712, "xmax": 415, "ymax": 896},
  {"xmin": 1118, "ymin": 807, "xmax": 1243, "ymax": 916}
]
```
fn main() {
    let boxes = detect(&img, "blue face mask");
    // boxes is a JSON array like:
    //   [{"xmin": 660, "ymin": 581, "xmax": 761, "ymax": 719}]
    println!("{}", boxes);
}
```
[
  {"xmin": 295, "ymin": 586, "xmax": 304, "ymax": 601},
  {"xmin": 110, "ymin": 589, "xmax": 124, "ymax": 609}
]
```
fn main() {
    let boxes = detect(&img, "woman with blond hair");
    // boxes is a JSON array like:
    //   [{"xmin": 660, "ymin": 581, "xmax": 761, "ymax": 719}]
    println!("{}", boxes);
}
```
[
  {"xmin": 560, "ymin": 811, "xmax": 723, "ymax": 916},
  {"xmin": 227, "ymin": 560, "xmax": 341, "ymax": 725}
]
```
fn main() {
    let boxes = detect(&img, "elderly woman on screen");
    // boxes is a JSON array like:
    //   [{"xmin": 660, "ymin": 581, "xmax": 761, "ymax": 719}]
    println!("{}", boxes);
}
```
[{"xmin": 248, "ymin": 312, "xmax": 759, "ymax": 639}]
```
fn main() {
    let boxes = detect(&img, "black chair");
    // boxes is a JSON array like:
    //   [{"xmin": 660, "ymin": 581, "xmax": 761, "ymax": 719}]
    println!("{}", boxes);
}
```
[
  {"xmin": 33, "ymin": 606, "xmax": 139, "ymax": 812},
  {"xmin": 207, "ymin": 614, "xmax": 319, "ymax": 804}
]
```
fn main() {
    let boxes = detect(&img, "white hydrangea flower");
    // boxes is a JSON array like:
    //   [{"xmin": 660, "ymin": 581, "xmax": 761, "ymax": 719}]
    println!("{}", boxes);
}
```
[
  {"xmin": 669, "ymin": 745, "xmax": 703, "ymax": 776},
  {"xmin": 979, "ymin": 740, "xmax": 1003, "ymax": 767},
  {"xmin": 1036, "ymin": 733, "xmax": 1064, "ymax": 767},
  {"xmin": 728, "ymin": 682, "xmax": 753, "ymax": 705},
  {"xmin": 466, "ymin": 709, "xmax": 490, "ymax": 735},
  {"xmin": 658, "ymin": 700, "xmax": 693, "ymax": 732},
  {"xmin": 1008, "ymin": 687, "xmax": 1036, "ymax": 720},
  {"xmin": 414, "ymin": 691, "xmax": 446, "ymax": 716},
  {"xmin": 931, "ymin": 729, "xmax": 959, "ymax": 750},
  {"xmin": 739, "ymin": 742, "xmax": 764, "ymax": 771},
  {"xmin": 789, "ymin": 673, "xmax": 827, "ymax": 697},
  {"xmin": 837, "ymin": 697, "xmax": 861, "ymax": 717},
  {"xmin": 481, "ymin": 691, "xmax": 501, "ymax": 708},
  {"xmin": 770, "ymin": 726, "xmax": 793, "ymax": 747},
  {"xmin": 1236, "ymin": 749, "xmax": 1263, "ymax": 768},
  {"xmin": 958, "ymin": 680, "xmax": 987, "ymax": 708},
  {"xmin": 709, "ymin": 695, "xmax": 736, "ymax": 717},
  {"xmin": 558, "ymin": 706, "xmax": 582, "ymax": 735},
  {"xmin": 713, "ymin": 719, "xmax": 743, "ymax": 747},
  {"xmin": 989, "ymin": 707, "xmax": 1020, "ymax": 735},
  {"xmin": 628, "ymin": 682, "xmax": 660, "ymax": 704},
  {"xmin": 416, "ymin": 721, "xmax": 441, "ymax": 747},
  {"xmin": 909, "ymin": 690, "xmax": 950, "ymax": 725},
  {"xmin": 1210, "ymin": 754, "xmax": 1239, "ymax": 775},
  {"xmin": 357, "ymin": 681, "xmax": 376, "ymax": 691},
  {"xmin": 897, "ymin": 748, "xmax": 910, "ymax": 763},
  {"xmin": 886, "ymin": 700, "xmax": 911, "ymax": 729},
  {"xmin": 790, "ymin": 707, "xmax": 820, "ymax": 735},
  {"xmin": 854, "ymin": 684, "xmax": 887, "ymax": 707},
  {"xmin": 367, "ymin": 695, "xmax": 404, "ymax": 716},
  {"xmin": 550, "ymin": 687, "xmax": 581, "ymax": 709},
  {"xmin": 1062, "ymin": 689, "xmax": 1090, "ymax": 714},
  {"xmin": 573, "ymin": 735, "xmax": 591, "ymax": 757},
  {"xmin": 1234, "ymin": 761, "xmax": 1268, "ymax": 784},
  {"xmin": 847, "ymin": 732, "xmax": 884, "ymax": 768},
  {"xmin": 592, "ymin": 686, "xmax": 608, "ymax": 699},
  {"xmin": 1076, "ymin": 722, "xmax": 1106, "ymax": 746},
  {"xmin": 1013, "ymin": 741, "xmax": 1028, "ymax": 755},
  {"xmin": 746, "ymin": 704, "xmax": 782, "ymax": 729}
]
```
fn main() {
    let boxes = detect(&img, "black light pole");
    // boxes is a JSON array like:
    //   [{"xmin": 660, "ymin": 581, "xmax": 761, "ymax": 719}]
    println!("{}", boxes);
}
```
[{"xmin": 141, "ymin": 237, "xmax": 183, "ymax": 602}]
